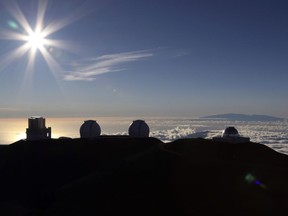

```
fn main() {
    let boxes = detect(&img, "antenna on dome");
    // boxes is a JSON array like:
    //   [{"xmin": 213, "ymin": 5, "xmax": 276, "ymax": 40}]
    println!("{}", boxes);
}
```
[
  {"xmin": 128, "ymin": 120, "xmax": 150, "ymax": 137},
  {"xmin": 80, "ymin": 120, "xmax": 101, "ymax": 139}
]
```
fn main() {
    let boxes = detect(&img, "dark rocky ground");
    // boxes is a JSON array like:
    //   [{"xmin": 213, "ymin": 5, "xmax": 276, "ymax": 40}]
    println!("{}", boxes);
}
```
[{"xmin": 0, "ymin": 137, "xmax": 288, "ymax": 215}]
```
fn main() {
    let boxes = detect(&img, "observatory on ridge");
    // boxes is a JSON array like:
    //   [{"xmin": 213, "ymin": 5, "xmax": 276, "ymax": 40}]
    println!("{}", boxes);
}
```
[
  {"xmin": 222, "ymin": 127, "xmax": 240, "ymax": 137},
  {"xmin": 26, "ymin": 116, "xmax": 51, "ymax": 140},
  {"xmin": 213, "ymin": 126, "xmax": 250, "ymax": 143},
  {"xmin": 129, "ymin": 120, "xmax": 150, "ymax": 137},
  {"xmin": 80, "ymin": 120, "xmax": 101, "ymax": 139}
]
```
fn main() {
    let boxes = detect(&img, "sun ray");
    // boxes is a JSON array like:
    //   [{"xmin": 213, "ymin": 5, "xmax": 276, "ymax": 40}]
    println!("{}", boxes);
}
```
[
  {"xmin": 44, "ymin": 39, "xmax": 80, "ymax": 53},
  {"xmin": 35, "ymin": 0, "xmax": 48, "ymax": 33},
  {"xmin": 42, "ymin": 2, "xmax": 90, "ymax": 37},
  {"xmin": 39, "ymin": 46, "xmax": 63, "ymax": 76},
  {"xmin": 19, "ymin": 48, "xmax": 37, "ymax": 100},
  {"xmin": 0, "ymin": 43, "xmax": 30, "ymax": 72},
  {"xmin": 0, "ymin": 29, "xmax": 27, "ymax": 41},
  {"xmin": 26, "ymin": 49, "xmax": 37, "ymax": 76},
  {"xmin": 42, "ymin": 19, "xmax": 71, "ymax": 38},
  {"xmin": 39, "ymin": 45, "xmax": 65, "ymax": 92},
  {"xmin": 17, "ymin": 45, "xmax": 44, "ymax": 106}
]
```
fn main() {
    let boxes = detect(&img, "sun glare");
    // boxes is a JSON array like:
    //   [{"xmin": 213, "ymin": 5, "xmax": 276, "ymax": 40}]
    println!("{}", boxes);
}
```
[
  {"xmin": 26, "ymin": 30, "xmax": 46, "ymax": 50},
  {"xmin": 0, "ymin": 0, "xmax": 83, "ymax": 81}
]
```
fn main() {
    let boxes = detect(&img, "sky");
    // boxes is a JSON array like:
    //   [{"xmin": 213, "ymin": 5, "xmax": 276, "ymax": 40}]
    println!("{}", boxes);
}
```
[{"xmin": 0, "ymin": 0, "xmax": 287, "ymax": 118}]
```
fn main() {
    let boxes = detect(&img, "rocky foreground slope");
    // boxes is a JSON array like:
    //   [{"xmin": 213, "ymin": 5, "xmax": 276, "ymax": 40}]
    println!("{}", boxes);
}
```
[{"xmin": 0, "ymin": 137, "xmax": 288, "ymax": 216}]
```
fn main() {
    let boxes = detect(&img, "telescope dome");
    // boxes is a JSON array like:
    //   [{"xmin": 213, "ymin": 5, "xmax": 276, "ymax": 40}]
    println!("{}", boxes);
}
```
[
  {"xmin": 128, "ymin": 120, "xmax": 150, "ymax": 137},
  {"xmin": 80, "ymin": 120, "xmax": 101, "ymax": 139},
  {"xmin": 222, "ymin": 127, "xmax": 240, "ymax": 137}
]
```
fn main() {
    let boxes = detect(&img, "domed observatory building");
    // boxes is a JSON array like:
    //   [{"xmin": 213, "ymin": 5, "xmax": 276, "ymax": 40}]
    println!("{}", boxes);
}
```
[
  {"xmin": 222, "ymin": 127, "xmax": 240, "ymax": 138},
  {"xmin": 26, "ymin": 116, "xmax": 51, "ymax": 141},
  {"xmin": 80, "ymin": 120, "xmax": 101, "ymax": 139},
  {"xmin": 213, "ymin": 127, "xmax": 250, "ymax": 143},
  {"xmin": 128, "ymin": 120, "xmax": 150, "ymax": 138}
]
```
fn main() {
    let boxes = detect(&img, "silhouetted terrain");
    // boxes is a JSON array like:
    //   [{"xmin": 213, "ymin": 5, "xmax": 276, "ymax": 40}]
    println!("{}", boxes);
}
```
[
  {"xmin": 0, "ymin": 137, "xmax": 288, "ymax": 215},
  {"xmin": 202, "ymin": 113, "xmax": 285, "ymax": 121}
]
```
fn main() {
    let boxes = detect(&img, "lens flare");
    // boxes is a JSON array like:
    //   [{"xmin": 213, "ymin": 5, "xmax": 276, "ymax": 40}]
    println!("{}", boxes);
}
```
[
  {"xmin": 245, "ymin": 173, "xmax": 267, "ymax": 189},
  {"xmin": 7, "ymin": 20, "xmax": 19, "ymax": 30}
]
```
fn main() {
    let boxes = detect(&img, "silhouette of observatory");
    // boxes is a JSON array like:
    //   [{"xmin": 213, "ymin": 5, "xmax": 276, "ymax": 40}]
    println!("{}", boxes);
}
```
[
  {"xmin": 213, "ymin": 126, "xmax": 250, "ymax": 143},
  {"xmin": 128, "ymin": 120, "xmax": 150, "ymax": 137},
  {"xmin": 26, "ymin": 116, "xmax": 51, "ymax": 140},
  {"xmin": 80, "ymin": 120, "xmax": 101, "ymax": 139}
]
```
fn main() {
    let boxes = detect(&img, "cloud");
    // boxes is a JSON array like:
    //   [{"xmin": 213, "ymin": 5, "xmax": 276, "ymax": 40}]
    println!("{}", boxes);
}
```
[
  {"xmin": 147, "ymin": 119, "xmax": 288, "ymax": 154},
  {"xmin": 64, "ymin": 50, "xmax": 153, "ymax": 81},
  {"xmin": 150, "ymin": 126, "xmax": 198, "ymax": 142}
]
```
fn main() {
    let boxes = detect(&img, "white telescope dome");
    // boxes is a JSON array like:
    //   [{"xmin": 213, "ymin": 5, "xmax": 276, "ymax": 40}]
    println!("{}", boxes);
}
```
[
  {"xmin": 128, "ymin": 120, "xmax": 150, "ymax": 137},
  {"xmin": 222, "ymin": 127, "xmax": 240, "ymax": 137}
]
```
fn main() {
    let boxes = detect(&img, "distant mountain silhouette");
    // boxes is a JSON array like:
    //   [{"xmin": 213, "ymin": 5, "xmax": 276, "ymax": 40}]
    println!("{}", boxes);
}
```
[{"xmin": 202, "ymin": 113, "xmax": 284, "ymax": 121}]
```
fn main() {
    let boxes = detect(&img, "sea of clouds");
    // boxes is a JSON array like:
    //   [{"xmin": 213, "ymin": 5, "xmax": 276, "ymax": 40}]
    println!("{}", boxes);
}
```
[
  {"xmin": 107, "ymin": 118, "xmax": 288, "ymax": 154},
  {"xmin": 145, "ymin": 119, "xmax": 288, "ymax": 155}
]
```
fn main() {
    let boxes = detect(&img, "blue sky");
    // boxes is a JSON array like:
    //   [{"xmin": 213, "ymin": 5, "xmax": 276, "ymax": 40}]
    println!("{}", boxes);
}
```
[{"xmin": 0, "ymin": 0, "xmax": 287, "ymax": 118}]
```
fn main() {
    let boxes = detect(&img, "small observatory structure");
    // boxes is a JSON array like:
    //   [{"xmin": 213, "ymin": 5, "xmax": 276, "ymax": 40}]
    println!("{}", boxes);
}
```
[
  {"xmin": 222, "ymin": 127, "xmax": 240, "ymax": 138},
  {"xmin": 213, "ymin": 126, "xmax": 250, "ymax": 143},
  {"xmin": 128, "ymin": 120, "xmax": 150, "ymax": 137},
  {"xmin": 80, "ymin": 120, "xmax": 101, "ymax": 139},
  {"xmin": 26, "ymin": 116, "xmax": 51, "ymax": 140}
]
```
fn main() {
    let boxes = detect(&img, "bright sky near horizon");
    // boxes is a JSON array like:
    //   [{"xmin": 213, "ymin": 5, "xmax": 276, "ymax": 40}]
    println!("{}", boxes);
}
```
[{"xmin": 0, "ymin": 0, "xmax": 287, "ymax": 118}]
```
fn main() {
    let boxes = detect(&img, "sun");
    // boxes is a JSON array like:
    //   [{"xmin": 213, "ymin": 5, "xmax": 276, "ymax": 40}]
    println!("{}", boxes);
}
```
[
  {"xmin": 26, "ymin": 30, "xmax": 47, "ymax": 50},
  {"xmin": 0, "ymin": 0, "xmax": 83, "ymax": 79},
  {"xmin": 0, "ymin": 0, "xmax": 61, "ymax": 73}
]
